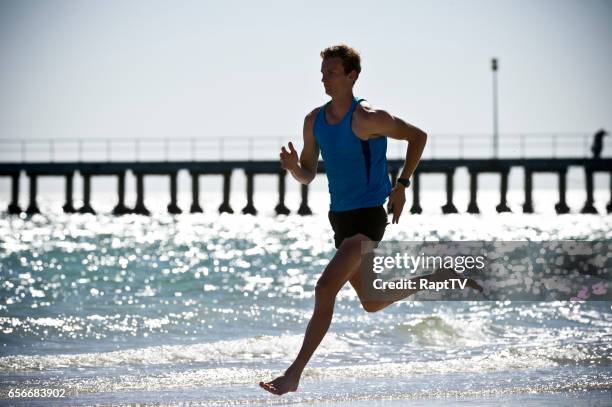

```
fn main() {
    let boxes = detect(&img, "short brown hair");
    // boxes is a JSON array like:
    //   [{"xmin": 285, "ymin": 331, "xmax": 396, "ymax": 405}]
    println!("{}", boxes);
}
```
[{"xmin": 320, "ymin": 44, "xmax": 361, "ymax": 83}]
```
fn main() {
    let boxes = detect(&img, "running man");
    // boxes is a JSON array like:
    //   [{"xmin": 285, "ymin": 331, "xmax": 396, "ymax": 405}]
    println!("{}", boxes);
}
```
[{"xmin": 259, "ymin": 44, "xmax": 477, "ymax": 396}]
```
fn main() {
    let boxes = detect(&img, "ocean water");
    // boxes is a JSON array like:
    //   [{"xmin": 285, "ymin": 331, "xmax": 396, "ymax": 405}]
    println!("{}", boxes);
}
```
[{"xmin": 0, "ymin": 190, "xmax": 611, "ymax": 406}]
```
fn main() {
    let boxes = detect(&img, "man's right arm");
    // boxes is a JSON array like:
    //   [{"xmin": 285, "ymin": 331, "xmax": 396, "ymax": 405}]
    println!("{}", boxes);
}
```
[{"xmin": 284, "ymin": 109, "xmax": 320, "ymax": 185}]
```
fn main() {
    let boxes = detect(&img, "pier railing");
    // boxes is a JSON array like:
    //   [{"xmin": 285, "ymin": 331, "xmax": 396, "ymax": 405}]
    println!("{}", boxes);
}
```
[{"xmin": 0, "ymin": 133, "xmax": 603, "ymax": 163}]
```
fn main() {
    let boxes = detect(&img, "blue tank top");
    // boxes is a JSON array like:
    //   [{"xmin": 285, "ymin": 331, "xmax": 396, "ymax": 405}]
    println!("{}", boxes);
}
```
[{"xmin": 313, "ymin": 96, "xmax": 392, "ymax": 212}]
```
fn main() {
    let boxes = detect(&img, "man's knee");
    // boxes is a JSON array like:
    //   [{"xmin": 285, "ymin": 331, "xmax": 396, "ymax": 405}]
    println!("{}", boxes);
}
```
[
  {"xmin": 360, "ymin": 300, "xmax": 385, "ymax": 313},
  {"xmin": 314, "ymin": 278, "xmax": 337, "ymax": 303}
]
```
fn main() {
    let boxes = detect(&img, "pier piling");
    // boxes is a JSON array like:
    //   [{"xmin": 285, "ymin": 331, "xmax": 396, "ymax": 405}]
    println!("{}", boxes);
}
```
[
  {"xmin": 297, "ymin": 184, "xmax": 312, "ymax": 215},
  {"xmin": 25, "ymin": 174, "xmax": 40, "ymax": 215},
  {"xmin": 133, "ymin": 173, "xmax": 150, "ymax": 215},
  {"xmin": 62, "ymin": 172, "xmax": 76, "ymax": 213},
  {"xmin": 441, "ymin": 170, "xmax": 458, "ymax": 214},
  {"xmin": 608, "ymin": 174, "xmax": 612, "ymax": 214},
  {"xmin": 275, "ymin": 171, "xmax": 290, "ymax": 215},
  {"xmin": 218, "ymin": 172, "xmax": 234, "ymax": 214},
  {"xmin": 581, "ymin": 169, "xmax": 598, "ymax": 214},
  {"xmin": 112, "ymin": 172, "xmax": 131, "ymax": 215},
  {"xmin": 8, "ymin": 173, "xmax": 21, "ymax": 214},
  {"xmin": 190, "ymin": 172, "xmax": 203, "ymax": 213},
  {"xmin": 78, "ymin": 174, "xmax": 95, "ymax": 214},
  {"xmin": 495, "ymin": 170, "xmax": 511, "ymax": 213},
  {"xmin": 523, "ymin": 169, "xmax": 534, "ymax": 213},
  {"xmin": 242, "ymin": 171, "xmax": 257, "ymax": 215},
  {"xmin": 410, "ymin": 172, "xmax": 422, "ymax": 214},
  {"xmin": 467, "ymin": 170, "xmax": 480, "ymax": 214},
  {"xmin": 554, "ymin": 169, "xmax": 570, "ymax": 214},
  {"xmin": 167, "ymin": 172, "xmax": 182, "ymax": 214}
]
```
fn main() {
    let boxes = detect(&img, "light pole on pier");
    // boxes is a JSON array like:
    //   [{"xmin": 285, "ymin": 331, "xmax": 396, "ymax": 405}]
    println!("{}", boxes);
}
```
[{"xmin": 491, "ymin": 57, "xmax": 499, "ymax": 158}]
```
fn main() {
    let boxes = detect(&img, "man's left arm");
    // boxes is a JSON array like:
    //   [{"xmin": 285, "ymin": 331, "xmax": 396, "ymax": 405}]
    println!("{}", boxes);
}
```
[{"xmin": 360, "ymin": 109, "xmax": 428, "ymax": 223}]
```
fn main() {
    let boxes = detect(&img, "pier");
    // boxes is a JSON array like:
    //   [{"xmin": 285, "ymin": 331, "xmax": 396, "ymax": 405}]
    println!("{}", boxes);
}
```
[{"xmin": 1, "ymin": 158, "xmax": 611, "ymax": 215}]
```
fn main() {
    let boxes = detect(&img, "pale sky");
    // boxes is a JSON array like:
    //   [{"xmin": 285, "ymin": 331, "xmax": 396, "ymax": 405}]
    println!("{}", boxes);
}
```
[{"xmin": 1, "ymin": 0, "xmax": 611, "ymax": 151}]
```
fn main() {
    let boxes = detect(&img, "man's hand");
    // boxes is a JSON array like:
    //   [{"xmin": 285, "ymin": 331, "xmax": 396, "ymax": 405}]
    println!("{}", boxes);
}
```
[
  {"xmin": 280, "ymin": 142, "xmax": 299, "ymax": 171},
  {"xmin": 387, "ymin": 185, "xmax": 407, "ymax": 224}
]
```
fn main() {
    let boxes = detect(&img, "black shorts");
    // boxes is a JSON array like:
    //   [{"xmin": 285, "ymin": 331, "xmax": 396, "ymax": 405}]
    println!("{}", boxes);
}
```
[{"xmin": 328, "ymin": 205, "xmax": 389, "ymax": 249}]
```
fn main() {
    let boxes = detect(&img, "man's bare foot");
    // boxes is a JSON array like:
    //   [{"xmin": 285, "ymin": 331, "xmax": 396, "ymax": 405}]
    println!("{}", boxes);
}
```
[{"xmin": 259, "ymin": 368, "xmax": 301, "ymax": 396}]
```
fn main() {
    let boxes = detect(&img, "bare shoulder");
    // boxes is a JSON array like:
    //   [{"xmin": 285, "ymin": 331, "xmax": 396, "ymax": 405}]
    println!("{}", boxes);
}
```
[
  {"xmin": 304, "ymin": 106, "xmax": 321, "ymax": 126},
  {"xmin": 356, "ymin": 99, "xmax": 375, "ymax": 113},
  {"xmin": 303, "ymin": 107, "xmax": 321, "ymax": 145},
  {"xmin": 354, "ymin": 101, "xmax": 389, "ymax": 121},
  {"xmin": 353, "ymin": 101, "xmax": 392, "ymax": 138}
]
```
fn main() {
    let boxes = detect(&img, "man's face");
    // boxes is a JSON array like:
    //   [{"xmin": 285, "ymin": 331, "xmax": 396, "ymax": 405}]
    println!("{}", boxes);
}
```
[{"xmin": 321, "ymin": 57, "xmax": 355, "ymax": 96}]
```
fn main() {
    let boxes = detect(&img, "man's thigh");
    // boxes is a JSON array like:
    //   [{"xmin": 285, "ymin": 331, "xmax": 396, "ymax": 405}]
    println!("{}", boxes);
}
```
[
  {"xmin": 347, "ymin": 239, "xmax": 378, "ymax": 300},
  {"xmin": 317, "ymin": 234, "xmax": 373, "ymax": 294}
]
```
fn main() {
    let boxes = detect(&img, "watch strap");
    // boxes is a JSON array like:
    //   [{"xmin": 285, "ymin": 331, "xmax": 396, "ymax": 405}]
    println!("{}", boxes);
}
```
[{"xmin": 396, "ymin": 177, "xmax": 411, "ymax": 188}]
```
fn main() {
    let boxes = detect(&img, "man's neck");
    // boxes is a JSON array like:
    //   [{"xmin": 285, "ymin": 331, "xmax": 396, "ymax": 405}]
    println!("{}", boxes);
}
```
[{"xmin": 329, "ymin": 92, "xmax": 355, "ymax": 117}]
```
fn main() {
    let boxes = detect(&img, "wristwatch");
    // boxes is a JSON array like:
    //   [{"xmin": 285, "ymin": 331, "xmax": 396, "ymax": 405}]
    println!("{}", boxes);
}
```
[{"xmin": 396, "ymin": 177, "xmax": 411, "ymax": 188}]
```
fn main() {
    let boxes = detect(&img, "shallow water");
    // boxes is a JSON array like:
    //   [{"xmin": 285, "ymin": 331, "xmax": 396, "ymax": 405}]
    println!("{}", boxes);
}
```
[{"xmin": 0, "ymin": 191, "xmax": 611, "ymax": 406}]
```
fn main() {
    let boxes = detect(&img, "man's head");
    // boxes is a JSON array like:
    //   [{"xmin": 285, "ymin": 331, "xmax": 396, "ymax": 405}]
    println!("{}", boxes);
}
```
[{"xmin": 320, "ymin": 44, "xmax": 361, "ymax": 96}]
